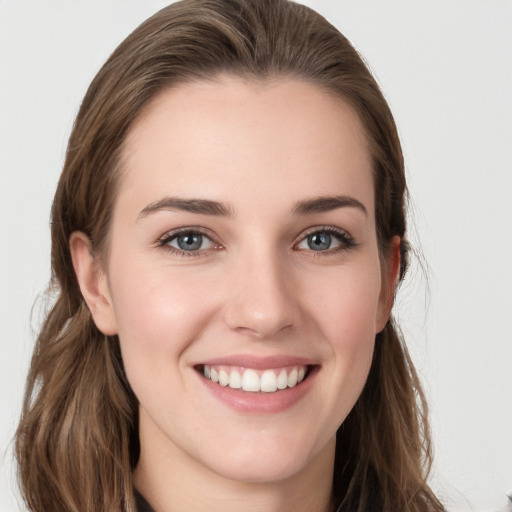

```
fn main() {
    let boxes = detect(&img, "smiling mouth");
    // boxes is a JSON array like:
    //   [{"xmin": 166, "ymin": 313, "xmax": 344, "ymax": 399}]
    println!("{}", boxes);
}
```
[{"xmin": 198, "ymin": 364, "xmax": 311, "ymax": 393}]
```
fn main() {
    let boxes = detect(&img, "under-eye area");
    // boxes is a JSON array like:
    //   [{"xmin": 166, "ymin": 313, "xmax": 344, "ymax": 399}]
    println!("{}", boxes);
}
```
[{"xmin": 196, "ymin": 364, "xmax": 316, "ymax": 393}]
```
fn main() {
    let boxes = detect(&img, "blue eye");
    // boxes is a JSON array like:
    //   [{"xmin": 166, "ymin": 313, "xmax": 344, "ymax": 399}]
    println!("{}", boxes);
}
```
[
  {"xmin": 174, "ymin": 233, "xmax": 205, "ymax": 251},
  {"xmin": 162, "ymin": 231, "xmax": 216, "ymax": 252},
  {"xmin": 296, "ymin": 228, "xmax": 353, "ymax": 252},
  {"xmin": 307, "ymin": 232, "xmax": 333, "ymax": 251}
]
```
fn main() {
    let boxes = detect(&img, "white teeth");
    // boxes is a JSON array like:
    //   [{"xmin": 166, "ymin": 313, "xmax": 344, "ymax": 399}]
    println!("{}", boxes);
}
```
[
  {"xmin": 202, "ymin": 365, "xmax": 308, "ymax": 393},
  {"xmin": 219, "ymin": 369, "xmax": 229, "ymax": 386},
  {"xmin": 288, "ymin": 368, "xmax": 298, "ymax": 387},
  {"xmin": 242, "ymin": 369, "xmax": 260, "ymax": 392},
  {"xmin": 277, "ymin": 369, "xmax": 288, "ymax": 389},
  {"xmin": 260, "ymin": 370, "xmax": 278, "ymax": 392},
  {"xmin": 229, "ymin": 370, "xmax": 242, "ymax": 389}
]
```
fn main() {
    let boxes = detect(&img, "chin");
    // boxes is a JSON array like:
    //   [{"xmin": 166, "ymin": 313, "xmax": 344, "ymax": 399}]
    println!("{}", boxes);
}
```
[
  {"xmin": 208, "ymin": 456, "xmax": 308, "ymax": 484},
  {"xmin": 197, "ymin": 435, "xmax": 334, "ymax": 485}
]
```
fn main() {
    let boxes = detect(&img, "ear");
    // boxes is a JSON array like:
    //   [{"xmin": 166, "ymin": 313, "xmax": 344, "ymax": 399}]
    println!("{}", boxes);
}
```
[
  {"xmin": 375, "ymin": 235, "xmax": 402, "ymax": 333},
  {"xmin": 69, "ymin": 232, "xmax": 118, "ymax": 335}
]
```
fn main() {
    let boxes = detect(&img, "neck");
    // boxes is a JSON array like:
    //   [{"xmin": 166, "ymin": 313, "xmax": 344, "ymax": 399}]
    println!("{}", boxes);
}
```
[{"xmin": 133, "ymin": 423, "xmax": 335, "ymax": 512}]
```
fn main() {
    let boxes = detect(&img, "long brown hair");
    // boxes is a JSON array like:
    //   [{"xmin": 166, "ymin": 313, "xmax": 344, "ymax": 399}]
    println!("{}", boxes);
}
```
[{"xmin": 16, "ymin": 1, "xmax": 444, "ymax": 511}]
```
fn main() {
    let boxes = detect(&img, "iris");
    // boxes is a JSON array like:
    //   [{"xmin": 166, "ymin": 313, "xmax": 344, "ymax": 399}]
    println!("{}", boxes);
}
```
[
  {"xmin": 177, "ymin": 233, "xmax": 203, "ymax": 251},
  {"xmin": 308, "ymin": 232, "xmax": 332, "ymax": 251}
]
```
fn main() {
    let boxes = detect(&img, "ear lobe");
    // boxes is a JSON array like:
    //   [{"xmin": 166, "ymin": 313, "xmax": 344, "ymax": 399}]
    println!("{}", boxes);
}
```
[
  {"xmin": 69, "ymin": 232, "xmax": 118, "ymax": 335},
  {"xmin": 375, "ymin": 235, "xmax": 402, "ymax": 333}
]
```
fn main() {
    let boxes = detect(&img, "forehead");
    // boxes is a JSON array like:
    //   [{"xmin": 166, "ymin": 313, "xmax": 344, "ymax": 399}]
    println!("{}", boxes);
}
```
[{"xmin": 118, "ymin": 76, "xmax": 374, "ymax": 219}]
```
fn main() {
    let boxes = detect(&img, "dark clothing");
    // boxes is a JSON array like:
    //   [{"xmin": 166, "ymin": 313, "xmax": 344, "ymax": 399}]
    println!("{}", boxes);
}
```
[{"xmin": 135, "ymin": 489, "xmax": 154, "ymax": 512}]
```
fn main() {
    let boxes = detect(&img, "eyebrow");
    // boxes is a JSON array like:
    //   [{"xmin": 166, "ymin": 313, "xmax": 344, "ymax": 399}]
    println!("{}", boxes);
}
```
[
  {"xmin": 138, "ymin": 197, "xmax": 234, "ymax": 219},
  {"xmin": 138, "ymin": 194, "xmax": 367, "ymax": 220},
  {"xmin": 292, "ymin": 195, "xmax": 368, "ymax": 216}
]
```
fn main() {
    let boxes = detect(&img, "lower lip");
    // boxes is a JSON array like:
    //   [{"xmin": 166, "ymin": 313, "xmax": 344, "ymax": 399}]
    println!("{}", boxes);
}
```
[{"xmin": 197, "ymin": 367, "xmax": 318, "ymax": 414}]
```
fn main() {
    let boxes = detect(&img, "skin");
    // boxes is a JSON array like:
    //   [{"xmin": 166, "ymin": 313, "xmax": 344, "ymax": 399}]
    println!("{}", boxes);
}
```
[{"xmin": 71, "ymin": 76, "xmax": 399, "ymax": 512}]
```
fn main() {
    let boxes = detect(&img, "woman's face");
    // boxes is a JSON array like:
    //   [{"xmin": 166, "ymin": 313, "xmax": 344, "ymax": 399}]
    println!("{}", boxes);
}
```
[{"xmin": 95, "ymin": 76, "xmax": 394, "ymax": 483}]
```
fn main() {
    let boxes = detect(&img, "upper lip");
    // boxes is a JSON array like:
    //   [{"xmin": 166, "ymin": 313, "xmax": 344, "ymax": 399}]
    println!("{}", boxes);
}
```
[{"xmin": 193, "ymin": 354, "xmax": 318, "ymax": 370}]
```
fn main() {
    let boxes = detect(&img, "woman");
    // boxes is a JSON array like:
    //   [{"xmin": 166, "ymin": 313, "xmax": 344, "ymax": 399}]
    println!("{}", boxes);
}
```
[{"xmin": 15, "ymin": 0, "xmax": 444, "ymax": 511}]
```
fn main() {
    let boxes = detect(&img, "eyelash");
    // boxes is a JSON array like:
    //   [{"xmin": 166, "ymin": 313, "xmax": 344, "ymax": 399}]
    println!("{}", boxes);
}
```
[
  {"xmin": 156, "ymin": 226, "xmax": 356, "ymax": 257},
  {"xmin": 157, "ymin": 227, "xmax": 221, "ymax": 257},
  {"xmin": 294, "ymin": 226, "xmax": 356, "ymax": 255}
]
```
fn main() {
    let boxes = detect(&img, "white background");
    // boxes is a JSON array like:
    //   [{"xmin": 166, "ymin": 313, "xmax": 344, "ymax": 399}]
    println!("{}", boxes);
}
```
[{"xmin": 1, "ymin": 1, "xmax": 511, "ymax": 511}]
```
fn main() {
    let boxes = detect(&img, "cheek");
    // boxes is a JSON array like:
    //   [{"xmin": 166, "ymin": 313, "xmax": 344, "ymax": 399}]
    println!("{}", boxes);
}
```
[
  {"xmin": 303, "ymin": 260, "xmax": 381, "ymax": 409},
  {"xmin": 107, "ymin": 255, "xmax": 218, "ymax": 377},
  {"xmin": 305, "ymin": 260, "xmax": 382, "ymax": 346}
]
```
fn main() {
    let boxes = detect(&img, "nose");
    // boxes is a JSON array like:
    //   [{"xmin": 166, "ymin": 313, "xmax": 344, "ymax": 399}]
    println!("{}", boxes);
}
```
[{"xmin": 222, "ymin": 250, "xmax": 299, "ymax": 339}]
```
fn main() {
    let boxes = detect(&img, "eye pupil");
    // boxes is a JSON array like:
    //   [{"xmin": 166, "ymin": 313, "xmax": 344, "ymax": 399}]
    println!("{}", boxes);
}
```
[
  {"xmin": 177, "ymin": 234, "xmax": 202, "ymax": 251},
  {"xmin": 308, "ymin": 232, "xmax": 331, "ymax": 251}
]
